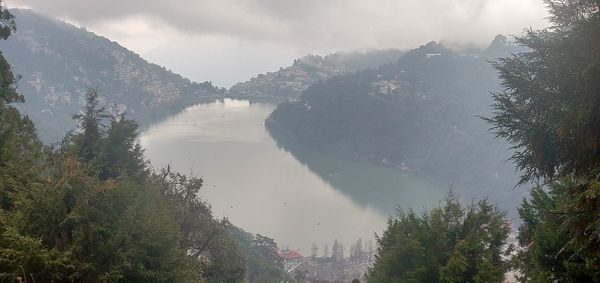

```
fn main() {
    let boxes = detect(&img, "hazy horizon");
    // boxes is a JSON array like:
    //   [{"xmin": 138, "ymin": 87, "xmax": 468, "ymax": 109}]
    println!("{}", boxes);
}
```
[{"xmin": 5, "ymin": 0, "xmax": 549, "ymax": 87}]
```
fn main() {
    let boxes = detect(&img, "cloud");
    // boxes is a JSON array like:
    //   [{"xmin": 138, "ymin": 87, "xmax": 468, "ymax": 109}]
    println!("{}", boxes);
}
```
[
  {"xmin": 4, "ymin": 0, "xmax": 549, "ymax": 86},
  {"xmin": 6, "ymin": 0, "xmax": 548, "ymax": 50}
]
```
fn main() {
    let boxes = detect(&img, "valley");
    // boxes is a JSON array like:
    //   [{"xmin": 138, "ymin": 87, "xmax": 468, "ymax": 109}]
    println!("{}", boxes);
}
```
[{"xmin": 3, "ymin": 1, "xmax": 591, "ymax": 281}]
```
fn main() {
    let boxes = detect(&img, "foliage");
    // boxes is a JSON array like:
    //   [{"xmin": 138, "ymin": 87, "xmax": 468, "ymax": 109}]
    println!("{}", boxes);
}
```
[
  {"xmin": 98, "ymin": 113, "xmax": 148, "ymax": 182},
  {"xmin": 515, "ymin": 182, "xmax": 600, "ymax": 282},
  {"xmin": 485, "ymin": 0, "xmax": 600, "ymax": 184},
  {"xmin": 71, "ymin": 89, "xmax": 108, "ymax": 164},
  {"xmin": 15, "ymin": 156, "xmax": 197, "ymax": 282},
  {"xmin": 0, "ymin": 93, "xmax": 249, "ymax": 282},
  {"xmin": 0, "ymin": 3, "xmax": 14, "ymax": 40},
  {"xmin": 155, "ymin": 168, "xmax": 246, "ymax": 282},
  {"xmin": 0, "ymin": 99, "xmax": 206, "ymax": 282},
  {"xmin": 0, "ymin": 5, "xmax": 247, "ymax": 280},
  {"xmin": 485, "ymin": 0, "xmax": 600, "ymax": 281},
  {"xmin": 229, "ymin": 227, "xmax": 291, "ymax": 283},
  {"xmin": 368, "ymin": 193, "xmax": 511, "ymax": 283}
]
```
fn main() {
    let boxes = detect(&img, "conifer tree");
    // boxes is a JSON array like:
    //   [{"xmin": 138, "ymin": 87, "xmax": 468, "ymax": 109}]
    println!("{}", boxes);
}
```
[
  {"xmin": 72, "ymin": 88, "xmax": 107, "ymax": 164},
  {"xmin": 485, "ymin": 1, "xmax": 600, "ymax": 280},
  {"xmin": 99, "ymin": 113, "xmax": 147, "ymax": 181},
  {"xmin": 368, "ymin": 193, "xmax": 510, "ymax": 283}
]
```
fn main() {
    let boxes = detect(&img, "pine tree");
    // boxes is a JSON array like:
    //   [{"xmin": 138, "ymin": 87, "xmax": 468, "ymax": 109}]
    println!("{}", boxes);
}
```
[
  {"xmin": 485, "ymin": 1, "xmax": 600, "ymax": 281},
  {"xmin": 368, "ymin": 193, "xmax": 510, "ymax": 283},
  {"xmin": 72, "ymin": 88, "xmax": 108, "ymax": 164},
  {"xmin": 485, "ymin": 0, "xmax": 600, "ymax": 183},
  {"xmin": 99, "ymin": 113, "xmax": 148, "ymax": 181}
]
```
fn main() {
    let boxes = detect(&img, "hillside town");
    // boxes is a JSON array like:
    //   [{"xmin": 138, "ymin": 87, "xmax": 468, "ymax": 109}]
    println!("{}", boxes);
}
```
[
  {"xmin": 228, "ymin": 50, "xmax": 404, "ymax": 99},
  {"xmin": 228, "ymin": 55, "xmax": 344, "ymax": 99}
]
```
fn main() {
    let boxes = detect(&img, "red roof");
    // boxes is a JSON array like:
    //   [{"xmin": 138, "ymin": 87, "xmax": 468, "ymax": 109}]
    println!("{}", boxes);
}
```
[{"xmin": 278, "ymin": 249, "xmax": 303, "ymax": 260}]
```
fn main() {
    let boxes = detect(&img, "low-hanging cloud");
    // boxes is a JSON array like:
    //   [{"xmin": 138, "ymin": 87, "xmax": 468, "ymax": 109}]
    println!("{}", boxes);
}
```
[
  {"xmin": 4, "ymin": 0, "xmax": 550, "ymax": 86},
  {"xmin": 6, "ymin": 0, "xmax": 548, "ymax": 50}
]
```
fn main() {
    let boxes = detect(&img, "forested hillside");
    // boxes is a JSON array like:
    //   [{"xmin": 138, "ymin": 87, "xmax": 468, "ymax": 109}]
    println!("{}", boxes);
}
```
[
  {"xmin": 229, "ymin": 50, "xmax": 404, "ymax": 99},
  {"xmin": 267, "ymin": 36, "xmax": 524, "ymax": 206},
  {"xmin": 0, "ymin": 9, "xmax": 225, "ymax": 142},
  {"xmin": 0, "ymin": 6, "xmax": 288, "ymax": 282}
]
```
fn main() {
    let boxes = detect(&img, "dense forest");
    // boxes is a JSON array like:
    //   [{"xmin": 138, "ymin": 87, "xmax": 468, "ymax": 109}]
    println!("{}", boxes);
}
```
[{"xmin": 0, "ymin": 5, "xmax": 289, "ymax": 282}]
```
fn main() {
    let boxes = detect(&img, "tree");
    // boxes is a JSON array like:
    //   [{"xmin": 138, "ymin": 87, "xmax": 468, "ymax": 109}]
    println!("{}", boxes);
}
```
[
  {"xmin": 72, "ymin": 88, "xmax": 108, "ymax": 164},
  {"xmin": 485, "ymin": 0, "xmax": 600, "ymax": 184},
  {"xmin": 368, "ymin": 193, "xmax": 510, "ymax": 283},
  {"xmin": 155, "ymin": 168, "xmax": 246, "ymax": 282},
  {"xmin": 0, "ymin": 1, "xmax": 14, "ymax": 41},
  {"xmin": 354, "ymin": 238, "xmax": 363, "ymax": 263},
  {"xmin": 0, "ymin": 4, "xmax": 70, "ymax": 281},
  {"xmin": 311, "ymin": 242, "xmax": 319, "ymax": 259},
  {"xmin": 485, "ymin": 0, "xmax": 600, "ymax": 281},
  {"xmin": 228, "ymin": 226, "xmax": 289, "ymax": 283},
  {"xmin": 0, "ymin": 0, "xmax": 43, "ymax": 212},
  {"xmin": 0, "ymin": 4, "xmax": 251, "ymax": 281},
  {"xmin": 349, "ymin": 238, "xmax": 364, "ymax": 264},
  {"xmin": 367, "ymin": 240, "xmax": 374, "ymax": 262},
  {"xmin": 515, "ymin": 184, "xmax": 600, "ymax": 281},
  {"xmin": 67, "ymin": 90, "xmax": 149, "ymax": 182},
  {"xmin": 98, "ymin": 113, "xmax": 148, "ymax": 181},
  {"xmin": 332, "ymin": 239, "xmax": 344, "ymax": 263},
  {"xmin": 0, "ymin": 0, "xmax": 16, "ymax": 110}
]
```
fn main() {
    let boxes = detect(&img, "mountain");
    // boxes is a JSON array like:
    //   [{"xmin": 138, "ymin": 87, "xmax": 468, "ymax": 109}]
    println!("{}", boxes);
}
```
[
  {"xmin": 228, "ymin": 50, "xmax": 404, "ymax": 99},
  {"xmin": 266, "ymin": 36, "xmax": 527, "ymax": 212},
  {"xmin": 0, "ymin": 9, "xmax": 225, "ymax": 142}
]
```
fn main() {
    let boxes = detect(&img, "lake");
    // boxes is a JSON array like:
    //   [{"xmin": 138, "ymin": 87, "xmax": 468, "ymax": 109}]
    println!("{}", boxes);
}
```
[{"xmin": 140, "ymin": 98, "xmax": 444, "ymax": 253}]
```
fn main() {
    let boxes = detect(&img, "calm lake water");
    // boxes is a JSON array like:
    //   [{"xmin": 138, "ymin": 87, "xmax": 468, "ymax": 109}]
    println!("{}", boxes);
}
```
[{"xmin": 140, "ymin": 99, "xmax": 444, "ymax": 253}]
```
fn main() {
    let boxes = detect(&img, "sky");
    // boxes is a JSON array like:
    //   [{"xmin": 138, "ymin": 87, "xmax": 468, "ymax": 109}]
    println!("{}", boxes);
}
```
[{"xmin": 5, "ymin": 0, "xmax": 549, "ymax": 88}]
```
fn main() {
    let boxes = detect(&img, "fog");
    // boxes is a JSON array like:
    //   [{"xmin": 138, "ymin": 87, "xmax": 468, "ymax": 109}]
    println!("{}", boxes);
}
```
[
  {"xmin": 5, "ymin": 0, "xmax": 548, "ymax": 87},
  {"xmin": 5, "ymin": 0, "xmax": 593, "ymax": 281}
]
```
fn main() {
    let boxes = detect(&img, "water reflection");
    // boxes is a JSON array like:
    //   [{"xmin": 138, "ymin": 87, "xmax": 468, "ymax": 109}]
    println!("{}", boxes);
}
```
[
  {"xmin": 140, "ymin": 99, "xmax": 443, "ymax": 252},
  {"xmin": 266, "ymin": 124, "xmax": 445, "ymax": 216}
]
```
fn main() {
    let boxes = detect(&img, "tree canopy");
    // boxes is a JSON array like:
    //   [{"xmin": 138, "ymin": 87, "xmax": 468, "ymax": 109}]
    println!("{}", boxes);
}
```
[
  {"xmin": 0, "ymin": 4, "xmax": 248, "ymax": 281},
  {"xmin": 486, "ymin": 0, "xmax": 600, "ymax": 183},
  {"xmin": 368, "ymin": 193, "xmax": 510, "ymax": 283},
  {"xmin": 486, "ymin": 0, "xmax": 600, "ymax": 281}
]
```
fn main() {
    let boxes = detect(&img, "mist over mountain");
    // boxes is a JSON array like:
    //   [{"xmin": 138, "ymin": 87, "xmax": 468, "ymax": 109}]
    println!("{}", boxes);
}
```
[
  {"xmin": 228, "ymin": 49, "xmax": 405, "ymax": 99},
  {"xmin": 0, "ymin": 9, "xmax": 225, "ymax": 142},
  {"xmin": 2, "ymin": 1, "xmax": 598, "ymax": 281},
  {"xmin": 267, "ymin": 36, "xmax": 527, "ymax": 211}
]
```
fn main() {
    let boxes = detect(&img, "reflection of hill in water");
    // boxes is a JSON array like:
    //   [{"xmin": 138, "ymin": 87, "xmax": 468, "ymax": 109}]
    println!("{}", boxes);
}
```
[
  {"xmin": 266, "ymin": 122, "xmax": 446, "ymax": 216},
  {"xmin": 267, "ymin": 121, "xmax": 527, "ymax": 220}
]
